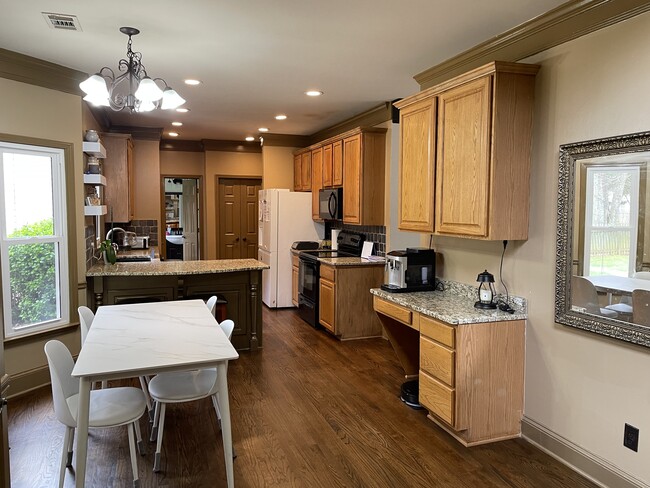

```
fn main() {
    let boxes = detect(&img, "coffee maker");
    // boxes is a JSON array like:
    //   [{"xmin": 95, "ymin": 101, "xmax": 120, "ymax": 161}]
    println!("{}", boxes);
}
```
[{"xmin": 381, "ymin": 247, "xmax": 436, "ymax": 293}]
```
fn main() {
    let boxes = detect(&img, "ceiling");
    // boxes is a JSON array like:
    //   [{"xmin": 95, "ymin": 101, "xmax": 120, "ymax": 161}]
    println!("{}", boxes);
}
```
[{"xmin": 2, "ymin": 0, "xmax": 567, "ymax": 142}]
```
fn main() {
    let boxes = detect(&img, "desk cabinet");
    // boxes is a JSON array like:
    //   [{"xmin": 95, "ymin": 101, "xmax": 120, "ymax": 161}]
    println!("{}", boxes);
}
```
[{"xmin": 374, "ymin": 297, "xmax": 525, "ymax": 446}]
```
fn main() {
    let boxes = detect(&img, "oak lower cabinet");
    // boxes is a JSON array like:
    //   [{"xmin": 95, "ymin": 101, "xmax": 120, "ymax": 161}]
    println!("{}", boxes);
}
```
[
  {"xmin": 394, "ymin": 61, "xmax": 539, "ymax": 240},
  {"xmin": 319, "ymin": 264, "xmax": 383, "ymax": 339},
  {"xmin": 291, "ymin": 254, "xmax": 299, "ymax": 306},
  {"xmin": 342, "ymin": 128, "xmax": 386, "ymax": 225},
  {"xmin": 373, "ymin": 296, "xmax": 525, "ymax": 446},
  {"xmin": 101, "ymin": 133, "xmax": 134, "ymax": 223}
]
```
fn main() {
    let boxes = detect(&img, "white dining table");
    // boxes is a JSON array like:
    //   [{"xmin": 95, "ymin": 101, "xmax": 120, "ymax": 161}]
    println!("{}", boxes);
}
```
[
  {"xmin": 586, "ymin": 275, "xmax": 650, "ymax": 301},
  {"xmin": 71, "ymin": 299, "xmax": 239, "ymax": 488}
]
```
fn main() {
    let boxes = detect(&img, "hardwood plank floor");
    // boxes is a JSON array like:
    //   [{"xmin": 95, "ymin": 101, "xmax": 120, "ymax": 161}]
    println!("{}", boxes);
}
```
[{"xmin": 8, "ymin": 307, "xmax": 597, "ymax": 487}]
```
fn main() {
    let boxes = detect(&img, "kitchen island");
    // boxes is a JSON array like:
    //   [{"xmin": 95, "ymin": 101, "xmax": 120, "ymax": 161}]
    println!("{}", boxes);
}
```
[{"xmin": 87, "ymin": 258, "xmax": 268, "ymax": 351}]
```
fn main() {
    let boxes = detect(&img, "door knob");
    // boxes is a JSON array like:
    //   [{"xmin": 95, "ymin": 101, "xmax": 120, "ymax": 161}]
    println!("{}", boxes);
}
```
[
  {"xmin": 242, "ymin": 237, "xmax": 247, "ymax": 242},
  {"xmin": 234, "ymin": 237, "xmax": 240, "ymax": 242}
]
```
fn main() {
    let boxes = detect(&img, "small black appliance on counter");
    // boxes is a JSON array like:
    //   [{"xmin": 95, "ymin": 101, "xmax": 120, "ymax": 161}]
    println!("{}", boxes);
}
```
[
  {"xmin": 381, "ymin": 247, "xmax": 436, "ymax": 293},
  {"xmin": 291, "ymin": 241, "xmax": 320, "ymax": 251}
]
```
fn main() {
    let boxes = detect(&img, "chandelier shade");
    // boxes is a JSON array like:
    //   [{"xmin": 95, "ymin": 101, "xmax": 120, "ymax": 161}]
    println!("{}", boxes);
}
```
[{"xmin": 79, "ymin": 27, "xmax": 185, "ymax": 113}]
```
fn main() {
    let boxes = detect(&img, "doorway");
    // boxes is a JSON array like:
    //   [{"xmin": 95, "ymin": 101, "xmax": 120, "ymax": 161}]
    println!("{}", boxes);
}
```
[
  {"xmin": 160, "ymin": 177, "xmax": 202, "ymax": 261},
  {"xmin": 217, "ymin": 177, "xmax": 262, "ymax": 259}
]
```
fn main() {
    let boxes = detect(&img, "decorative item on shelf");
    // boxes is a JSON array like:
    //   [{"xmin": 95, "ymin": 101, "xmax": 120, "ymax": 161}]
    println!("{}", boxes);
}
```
[
  {"xmin": 86, "ymin": 156, "xmax": 101, "ymax": 174},
  {"xmin": 78, "ymin": 27, "xmax": 186, "ymax": 113},
  {"xmin": 85, "ymin": 195, "xmax": 101, "ymax": 206},
  {"xmin": 84, "ymin": 129, "xmax": 99, "ymax": 142},
  {"xmin": 474, "ymin": 270, "xmax": 497, "ymax": 309},
  {"xmin": 99, "ymin": 240, "xmax": 118, "ymax": 265}
]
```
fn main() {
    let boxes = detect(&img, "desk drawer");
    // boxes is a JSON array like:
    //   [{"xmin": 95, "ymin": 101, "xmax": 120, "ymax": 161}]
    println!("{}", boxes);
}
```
[
  {"xmin": 420, "ymin": 336, "xmax": 455, "ymax": 387},
  {"xmin": 320, "ymin": 264, "xmax": 335, "ymax": 282},
  {"xmin": 373, "ymin": 297, "xmax": 416, "ymax": 328},
  {"xmin": 420, "ymin": 315, "xmax": 455, "ymax": 348},
  {"xmin": 419, "ymin": 370, "xmax": 455, "ymax": 426}
]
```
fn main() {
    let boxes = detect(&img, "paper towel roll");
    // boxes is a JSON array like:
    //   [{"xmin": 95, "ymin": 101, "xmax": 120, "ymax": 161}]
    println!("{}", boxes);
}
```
[{"xmin": 331, "ymin": 229, "xmax": 340, "ymax": 251}]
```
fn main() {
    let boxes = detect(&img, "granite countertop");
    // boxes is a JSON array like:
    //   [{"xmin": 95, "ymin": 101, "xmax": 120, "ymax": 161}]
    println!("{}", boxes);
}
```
[
  {"xmin": 371, "ymin": 280, "xmax": 527, "ymax": 325},
  {"xmin": 319, "ymin": 257, "xmax": 385, "ymax": 267},
  {"xmin": 87, "ymin": 258, "xmax": 269, "ymax": 277}
]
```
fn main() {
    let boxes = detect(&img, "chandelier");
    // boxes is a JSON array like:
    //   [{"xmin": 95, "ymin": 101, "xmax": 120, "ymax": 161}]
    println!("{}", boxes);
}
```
[{"xmin": 79, "ymin": 27, "xmax": 185, "ymax": 113}]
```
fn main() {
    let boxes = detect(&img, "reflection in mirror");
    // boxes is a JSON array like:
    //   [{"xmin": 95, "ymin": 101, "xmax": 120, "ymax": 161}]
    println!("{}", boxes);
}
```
[{"xmin": 556, "ymin": 131, "xmax": 650, "ymax": 347}]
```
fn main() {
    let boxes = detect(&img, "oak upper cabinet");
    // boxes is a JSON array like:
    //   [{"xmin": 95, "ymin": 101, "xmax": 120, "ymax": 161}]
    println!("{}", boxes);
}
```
[
  {"xmin": 293, "ymin": 154, "xmax": 302, "ymax": 191},
  {"xmin": 311, "ymin": 146, "xmax": 323, "ymax": 220},
  {"xmin": 101, "ymin": 133, "xmax": 134, "ymax": 222},
  {"xmin": 397, "ymin": 97, "xmax": 436, "ymax": 232},
  {"xmin": 293, "ymin": 150, "xmax": 312, "ymax": 192},
  {"xmin": 396, "ymin": 61, "xmax": 539, "ymax": 240},
  {"xmin": 322, "ymin": 139, "xmax": 343, "ymax": 188},
  {"xmin": 342, "ymin": 128, "xmax": 386, "ymax": 225}
]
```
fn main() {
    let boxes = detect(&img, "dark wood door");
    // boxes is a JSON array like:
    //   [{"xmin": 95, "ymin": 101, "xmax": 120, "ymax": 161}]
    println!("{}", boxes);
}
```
[{"xmin": 218, "ymin": 178, "xmax": 262, "ymax": 259}]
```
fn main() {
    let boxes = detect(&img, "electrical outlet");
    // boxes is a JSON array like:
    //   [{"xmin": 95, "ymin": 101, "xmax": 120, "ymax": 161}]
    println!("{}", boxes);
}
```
[{"xmin": 624, "ymin": 423, "xmax": 639, "ymax": 452}]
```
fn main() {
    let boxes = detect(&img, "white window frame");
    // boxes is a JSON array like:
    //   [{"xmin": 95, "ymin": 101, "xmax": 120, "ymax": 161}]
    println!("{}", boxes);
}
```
[
  {"xmin": 0, "ymin": 141, "xmax": 70, "ymax": 338},
  {"xmin": 584, "ymin": 165, "xmax": 640, "ymax": 277}
]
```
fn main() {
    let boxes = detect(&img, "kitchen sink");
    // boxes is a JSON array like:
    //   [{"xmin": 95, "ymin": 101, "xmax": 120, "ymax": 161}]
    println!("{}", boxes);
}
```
[
  {"xmin": 166, "ymin": 235, "xmax": 184, "ymax": 245},
  {"xmin": 115, "ymin": 255, "xmax": 152, "ymax": 262}
]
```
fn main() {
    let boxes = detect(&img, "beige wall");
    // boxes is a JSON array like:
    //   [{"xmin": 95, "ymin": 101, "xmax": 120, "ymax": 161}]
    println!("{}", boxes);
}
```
[
  {"xmin": 160, "ymin": 150, "xmax": 204, "ymax": 176},
  {"xmin": 408, "ymin": 12, "xmax": 650, "ymax": 483},
  {"xmin": 132, "ymin": 140, "xmax": 161, "ymax": 221},
  {"xmin": 0, "ymin": 78, "xmax": 83, "ymax": 386},
  {"xmin": 261, "ymin": 145, "xmax": 294, "ymax": 189},
  {"xmin": 205, "ymin": 151, "xmax": 263, "ymax": 259}
]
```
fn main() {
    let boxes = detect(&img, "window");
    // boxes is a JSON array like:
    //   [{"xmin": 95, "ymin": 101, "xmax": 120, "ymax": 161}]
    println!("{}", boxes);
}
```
[
  {"xmin": 583, "ymin": 165, "xmax": 640, "ymax": 277},
  {"xmin": 0, "ymin": 141, "xmax": 70, "ymax": 338}
]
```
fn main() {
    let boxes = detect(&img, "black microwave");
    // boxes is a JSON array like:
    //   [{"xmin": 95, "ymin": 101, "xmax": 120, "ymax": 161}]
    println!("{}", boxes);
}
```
[{"xmin": 319, "ymin": 188, "xmax": 343, "ymax": 220}]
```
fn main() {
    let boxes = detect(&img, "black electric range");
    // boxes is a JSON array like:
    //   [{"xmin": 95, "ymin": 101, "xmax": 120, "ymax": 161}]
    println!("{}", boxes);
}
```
[{"xmin": 297, "ymin": 230, "xmax": 365, "ymax": 327}]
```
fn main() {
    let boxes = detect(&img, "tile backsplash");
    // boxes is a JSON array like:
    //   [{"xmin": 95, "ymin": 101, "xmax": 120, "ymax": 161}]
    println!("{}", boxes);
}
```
[
  {"xmin": 104, "ymin": 220, "xmax": 159, "ymax": 246},
  {"xmin": 327, "ymin": 222, "xmax": 386, "ymax": 256}
]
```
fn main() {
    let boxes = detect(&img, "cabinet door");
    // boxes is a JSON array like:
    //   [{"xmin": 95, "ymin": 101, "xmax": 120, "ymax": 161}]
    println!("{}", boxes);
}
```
[
  {"xmin": 301, "ymin": 152, "xmax": 312, "ymax": 191},
  {"xmin": 311, "ymin": 147, "xmax": 322, "ymax": 220},
  {"xmin": 294, "ymin": 154, "xmax": 302, "ymax": 191},
  {"xmin": 322, "ymin": 143, "xmax": 333, "ymax": 188},
  {"xmin": 292, "ymin": 265, "xmax": 299, "ymax": 306},
  {"xmin": 343, "ymin": 134, "xmax": 361, "ymax": 224},
  {"xmin": 102, "ymin": 133, "xmax": 133, "ymax": 223},
  {"xmin": 399, "ymin": 97, "xmax": 436, "ymax": 232},
  {"xmin": 332, "ymin": 139, "xmax": 343, "ymax": 187},
  {"xmin": 319, "ymin": 278, "xmax": 336, "ymax": 333},
  {"xmin": 435, "ymin": 76, "xmax": 492, "ymax": 237}
]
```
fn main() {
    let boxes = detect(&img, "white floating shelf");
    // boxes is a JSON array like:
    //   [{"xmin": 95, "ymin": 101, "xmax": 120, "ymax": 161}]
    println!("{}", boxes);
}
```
[
  {"xmin": 83, "ymin": 174, "xmax": 106, "ymax": 186},
  {"xmin": 84, "ymin": 205, "xmax": 107, "ymax": 216},
  {"xmin": 82, "ymin": 141, "xmax": 106, "ymax": 158}
]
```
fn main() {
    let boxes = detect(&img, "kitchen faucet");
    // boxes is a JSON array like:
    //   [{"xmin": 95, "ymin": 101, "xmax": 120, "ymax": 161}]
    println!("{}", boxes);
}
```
[{"xmin": 106, "ymin": 227, "xmax": 126, "ymax": 243}]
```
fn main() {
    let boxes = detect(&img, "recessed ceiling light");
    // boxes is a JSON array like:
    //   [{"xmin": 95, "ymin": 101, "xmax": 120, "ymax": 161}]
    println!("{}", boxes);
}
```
[
  {"xmin": 305, "ymin": 90, "xmax": 323, "ymax": 97},
  {"xmin": 258, "ymin": 127, "xmax": 269, "ymax": 132},
  {"xmin": 176, "ymin": 108, "xmax": 190, "ymax": 113},
  {"xmin": 245, "ymin": 136, "xmax": 255, "ymax": 142},
  {"xmin": 168, "ymin": 132, "xmax": 179, "ymax": 137},
  {"xmin": 184, "ymin": 79, "xmax": 201, "ymax": 86},
  {"xmin": 275, "ymin": 114, "xmax": 287, "ymax": 120},
  {"xmin": 171, "ymin": 122, "xmax": 183, "ymax": 127}
]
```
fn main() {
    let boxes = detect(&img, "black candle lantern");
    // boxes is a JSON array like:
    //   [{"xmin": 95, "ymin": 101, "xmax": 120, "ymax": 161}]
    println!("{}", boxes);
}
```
[{"xmin": 474, "ymin": 270, "xmax": 497, "ymax": 309}]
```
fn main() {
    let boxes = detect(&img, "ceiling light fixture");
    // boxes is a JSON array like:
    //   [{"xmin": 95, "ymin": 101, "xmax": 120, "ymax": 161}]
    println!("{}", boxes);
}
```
[
  {"xmin": 176, "ymin": 107, "xmax": 190, "ymax": 113},
  {"xmin": 245, "ymin": 136, "xmax": 255, "ymax": 142},
  {"xmin": 79, "ymin": 27, "xmax": 185, "ymax": 113},
  {"xmin": 305, "ymin": 90, "xmax": 323, "ymax": 97},
  {"xmin": 258, "ymin": 127, "xmax": 269, "ymax": 132},
  {"xmin": 168, "ymin": 132, "xmax": 179, "ymax": 137},
  {"xmin": 184, "ymin": 79, "xmax": 201, "ymax": 85},
  {"xmin": 275, "ymin": 114, "xmax": 287, "ymax": 120},
  {"xmin": 171, "ymin": 122, "xmax": 183, "ymax": 126}
]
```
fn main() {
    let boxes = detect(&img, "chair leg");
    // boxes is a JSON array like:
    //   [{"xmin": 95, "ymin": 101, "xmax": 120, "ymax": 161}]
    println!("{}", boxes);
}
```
[
  {"xmin": 66, "ymin": 426, "xmax": 75, "ymax": 467},
  {"xmin": 59, "ymin": 427, "xmax": 73, "ymax": 488},
  {"xmin": 211, "ymin": 393, "xmax": 222, "ymax": 423},
  {"xmin": 153, "ymin": 403, "xmax": 166, "ymax": 472},
  {"xmin": 150, "ymin": 400, "xmax": 161, "ymax": 442},
  {"xmin": 127, "ymin": 422, "xmax": 140, "ymax": 487},
  {"xmin": 133, "ymin": 418, "xmax": 145, "ymax": 456},
  {"xmin": 138, "ymin": 376, "xmax": 154, "ymax": 422},
  {"xmin": 101, "ymin": 380, "xmax": 108, "ymax": 389}
]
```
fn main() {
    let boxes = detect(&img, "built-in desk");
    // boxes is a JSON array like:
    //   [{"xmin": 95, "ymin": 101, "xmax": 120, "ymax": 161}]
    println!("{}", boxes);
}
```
[{"xmin": 371, "ymin": 283, "xmax": 527, "ymax": 446}]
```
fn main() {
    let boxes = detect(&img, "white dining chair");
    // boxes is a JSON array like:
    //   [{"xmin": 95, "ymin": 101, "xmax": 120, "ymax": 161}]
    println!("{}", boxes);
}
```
[
  {"xmin": 206, "ymin": 295, "xmax": 218, "ymax": 316},
  {"xmin": 571, "ymin": 276, "xmax": 619, "ymax": 318},
  {"xmin": 148, "ymin": 319, "xmax": 235, "ymax": 472},
  {"xmin": 44, "ymin": 340, "xmax": 147, "ymax": 488},
  {"xmin": 634, "ymin": 271, "xmax": 650, "ymax": 280},
  {"xmin": 77, "ymin": 306, "xmax": 154, "ymax": 419}
]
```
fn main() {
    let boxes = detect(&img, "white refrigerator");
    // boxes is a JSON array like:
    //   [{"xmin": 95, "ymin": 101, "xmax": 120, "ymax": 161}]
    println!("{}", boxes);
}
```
[{"xmin": 258, "ymin": 189, "xmax": 324, "ymax": 308}]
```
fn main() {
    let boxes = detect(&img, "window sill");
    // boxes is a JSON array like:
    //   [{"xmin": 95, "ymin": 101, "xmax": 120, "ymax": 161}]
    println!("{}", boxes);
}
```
[{"xmin": 3, "ymin": 321, "xmax": 79, "ymax": 345}]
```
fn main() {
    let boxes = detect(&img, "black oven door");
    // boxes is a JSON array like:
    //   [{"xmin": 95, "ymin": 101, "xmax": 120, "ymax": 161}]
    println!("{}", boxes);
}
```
[{"xmin": 298, "ymin": 257, "xmax": 319, "ymax": 302}]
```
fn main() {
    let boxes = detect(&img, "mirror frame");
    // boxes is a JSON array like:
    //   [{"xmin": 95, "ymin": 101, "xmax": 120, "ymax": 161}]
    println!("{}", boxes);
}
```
[{"xmin": 556, "ymin": 130, "xmax": 650, "ymax": 347}]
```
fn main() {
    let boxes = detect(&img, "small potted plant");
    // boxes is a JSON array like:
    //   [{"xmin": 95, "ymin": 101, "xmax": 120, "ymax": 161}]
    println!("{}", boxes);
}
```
[{"xmin": 99, "ymin": 240, "xmax": 117, "ymax": 265}]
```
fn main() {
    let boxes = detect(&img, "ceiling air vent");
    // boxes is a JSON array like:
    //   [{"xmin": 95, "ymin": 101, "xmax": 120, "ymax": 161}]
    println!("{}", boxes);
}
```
[{"xmin": 42, "ymin": 12, "xmax": 82, "ymax": 31}]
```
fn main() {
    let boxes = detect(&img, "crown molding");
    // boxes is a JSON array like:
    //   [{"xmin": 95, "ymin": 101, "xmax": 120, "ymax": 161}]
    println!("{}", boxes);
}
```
[
  {"xmin": 414, "ymin": 0, "xmax": 650, "ymax": 89},
  {"xmin": 108, "ymin": 125, "xmax": 162, "ymax": 141},
  {"xmin": 160, "ymin": 139, "xmax": 204, "ymax": 152},
  {"xmin": 0, "ymin": 48, "xmax": 87, "ymax": 95},
  {"xmin": 260, "ymin": 133, "xmax": 310, "ymax": 148},
  {"xmin": 202, "ymin": 139, "xmax": 262, "ymax": 153},
  {"xmin": 309, "ymin": 102, "xmax": 393, "ymax": 144}
]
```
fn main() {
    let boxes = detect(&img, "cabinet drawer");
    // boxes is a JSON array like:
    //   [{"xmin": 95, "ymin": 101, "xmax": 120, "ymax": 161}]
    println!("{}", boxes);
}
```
[
  {"xmin": 292, "ymin": 254, "xmax": 299, "ymax": 267},
  {"xmin": 419, "ymin": 370, "xmax": 455, "ymax": 426},
  {"xmin": 420, "ymin": 315, "xmax": 455, "ymax": 348},
  {"xmin": 320, "ymin": 264, "xmax": 335, "ymax": 282},
  {"xmin": 373, "ymin": 297, "xmax": 415, "ymax": 328},
  {"xmin": 420, "ymin": 336, "xmax": 455, "ymax": 387}
]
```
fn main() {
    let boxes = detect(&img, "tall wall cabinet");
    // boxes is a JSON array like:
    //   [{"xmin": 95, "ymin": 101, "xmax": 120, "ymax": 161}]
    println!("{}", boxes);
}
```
[
  {"xmin": 395, "ymin": 62, "xmax": 539, "ymax": 240},
  {"xmin": 101, "ymin": 133, "xmax": 134, "ymax": 223}
]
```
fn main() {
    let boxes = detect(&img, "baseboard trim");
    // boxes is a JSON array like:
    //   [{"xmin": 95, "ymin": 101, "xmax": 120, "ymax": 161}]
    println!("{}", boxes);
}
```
[
  {"xmin": 5, "ymin": 365, "xmax": 51, "ymax": 399},
  {"xmin": 522, "ymin": 417, "xmax": 648, "ymax": 488}
]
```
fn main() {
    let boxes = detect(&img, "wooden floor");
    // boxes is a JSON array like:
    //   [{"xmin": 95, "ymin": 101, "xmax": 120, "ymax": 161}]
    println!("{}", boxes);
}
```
[{"xmin": 8, "ymin": 307, "xmax": 597, "ymax": 488}]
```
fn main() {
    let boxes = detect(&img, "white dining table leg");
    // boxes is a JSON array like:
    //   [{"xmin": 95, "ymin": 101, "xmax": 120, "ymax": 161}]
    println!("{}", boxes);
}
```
[
  {"xmin": 75, "ymin": 377, "xmax": 92, "ymax": 488},
  {"xmin": 216, "ymin": 362, "xmax": 234, "ymax": 488}
]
